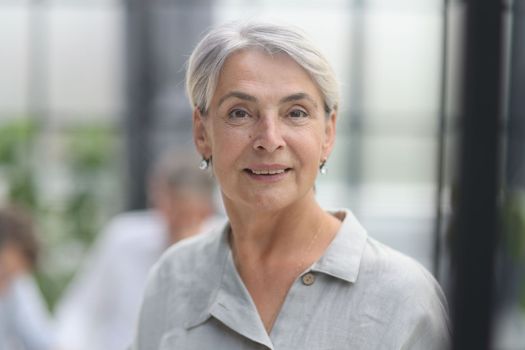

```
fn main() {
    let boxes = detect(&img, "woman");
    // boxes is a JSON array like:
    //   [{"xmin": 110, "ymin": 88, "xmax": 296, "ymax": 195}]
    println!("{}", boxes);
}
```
[
  {"xmin": 132, "ymin": 21, "xmax": 450, "ymax": 349},
  {"xmin": 0, "ymin": 207, "xmax": 54, "ymax": 350}
]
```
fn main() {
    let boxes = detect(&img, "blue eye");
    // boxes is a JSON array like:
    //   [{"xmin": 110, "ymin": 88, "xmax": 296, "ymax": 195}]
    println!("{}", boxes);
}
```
[
  {"xmin": 228, "ymin": 109, "xmax": 250, "ymax": 119},
  {"xmin": 288, "ymin": 109, "xmax": 308, "ymax": 118}
]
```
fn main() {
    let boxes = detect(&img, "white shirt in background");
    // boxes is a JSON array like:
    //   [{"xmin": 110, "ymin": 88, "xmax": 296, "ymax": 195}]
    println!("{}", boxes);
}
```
[
  {"xmin": 55, "ymin": 209, "xmax": 224, "ymax": 350},
  {"xmin": 0, "ymin": 274, "xmax": 54, "ymax": 350}
]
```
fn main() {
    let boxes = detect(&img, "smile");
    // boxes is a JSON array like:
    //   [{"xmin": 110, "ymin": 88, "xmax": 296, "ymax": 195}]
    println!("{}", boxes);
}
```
[
  {"xmin": 249, "ymin": 169, "xmax": 287, "ymax": 175},
  {"xmin": 243, "ymin": 166, "xmax": 292, "ymax": 182}
]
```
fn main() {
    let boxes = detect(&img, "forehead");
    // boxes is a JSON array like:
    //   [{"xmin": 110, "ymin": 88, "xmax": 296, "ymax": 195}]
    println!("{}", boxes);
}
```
[{"xmin": 212, "ymin": 49, "xmax": 322, "ymax": 103}]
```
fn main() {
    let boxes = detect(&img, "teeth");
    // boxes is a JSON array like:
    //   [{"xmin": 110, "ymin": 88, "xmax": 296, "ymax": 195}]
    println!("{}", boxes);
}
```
[{"xmin": 251, "ymin": 169, "xmax": 286, "ymax": 175}]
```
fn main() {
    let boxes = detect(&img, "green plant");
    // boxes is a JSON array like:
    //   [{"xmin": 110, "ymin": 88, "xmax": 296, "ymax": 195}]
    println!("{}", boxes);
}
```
[
  {"xmin": 0, "ymin": 119, "xmax": 121, "ymax": 309},
  {"xmin": 0, "ymin": 119, "xmax": 39, "ymax": 208},
  {"xmin": 64, "ymin": 125, "xmax": 116, "ymax": 244},
  {"xmin": 503, "ymin": 190, "xmax": 525, "ymax": 309}
]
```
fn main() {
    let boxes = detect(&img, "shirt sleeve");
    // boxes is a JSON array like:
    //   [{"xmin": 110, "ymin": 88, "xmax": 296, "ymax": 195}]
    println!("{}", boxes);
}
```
[
  {"xmin": 130, "ymin": 260, "xmax": 167, "ymax": 350},
  {"xmin": 6, "ymin": 274, "xmax": 55, "ymax": 350},
  {"xmin": 399, "ymin": 300, "xmax": 451, "ymax": 350},
  {"xmin": 385, "ymin": 270, "xmax": 451, "ymax": 350},
  {"xmin": 54, "ymin": 223, "xmax": 125, "ymax": 350}
]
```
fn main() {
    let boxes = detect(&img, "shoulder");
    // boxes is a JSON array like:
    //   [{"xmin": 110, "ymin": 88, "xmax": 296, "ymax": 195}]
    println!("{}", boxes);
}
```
[
  {"xmin": 135, "ymin": 224, "xmax": 227, "ymax": 347},
  {"xmin": 327, "ymin": 208, "xmax": 444, "ymax": 302},
  {"xmin": 360, "ymin": 237, "xmax": 451, "ymax": 347},
  {"xmin": 162, "ymin": 225, "xmax": 222, "ymax": 267},
  {"xmin": 144, "ymin": 223, "xmax": 226, "ymax": 293},
  {"xmin": 362, "ymin": 236, "xmax": 446, "ymax": 305}
]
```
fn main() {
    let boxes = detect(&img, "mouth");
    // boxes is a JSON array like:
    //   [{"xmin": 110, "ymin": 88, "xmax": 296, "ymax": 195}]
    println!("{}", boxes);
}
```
[
  {"xmin": 243, "ymin": 166, "xmax": 292, "ymax": 181},
  {"xmin": 244, "ymin": 168, "xmax": 291, "ymax": 175}
]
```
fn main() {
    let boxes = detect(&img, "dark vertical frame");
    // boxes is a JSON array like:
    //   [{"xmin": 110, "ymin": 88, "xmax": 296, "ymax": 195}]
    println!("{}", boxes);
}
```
[
  {"xmin": 124, "ymin": 0, "xmax": 155, "ymax": 210},
  {"xmin": 124, "ymin": 0, "xmax": 213, "ymax": 210},
  {"xmin": 451, "ymin": 0, "xmax": 505, "ymax": 348},
  {"xmin": 506, "ymin": 0, "xmax": 525, "ymax": 190}
]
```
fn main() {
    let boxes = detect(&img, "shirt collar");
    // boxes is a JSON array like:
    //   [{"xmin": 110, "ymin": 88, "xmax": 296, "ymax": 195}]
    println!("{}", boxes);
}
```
[
  {"xmin": 184, "ymin": 224, "xmax": 230, "ymax": 330},
  {"xmin": 209, "ymin": 251, "xmax": 273, "ymax": 348},
  {"xmin": 310, "ymin": 209, "xmax": 368, "ymax": 283},
  {"xmin": 184, "ymin": 209, "xmax": 368, "ymax": 335},
  {"xmin": 185, "ymin": 223, "xmax": 273, "ymax": 348}
]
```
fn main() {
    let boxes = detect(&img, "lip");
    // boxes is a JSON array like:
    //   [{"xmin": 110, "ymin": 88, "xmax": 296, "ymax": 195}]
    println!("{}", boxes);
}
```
[
  {"xmin": 247, "ymin": 163, "xmax": 290, "ymax": 171},
  {"xmin": 243, "ymin": 163, "xmax": 292, "ymax": 183}
]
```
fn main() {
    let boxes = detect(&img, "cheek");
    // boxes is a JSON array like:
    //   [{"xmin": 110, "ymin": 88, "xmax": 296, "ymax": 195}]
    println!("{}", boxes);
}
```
[
  {"xmin": 2, "ymin": 248, "xmax": 26, "ymax": 274},
  {"xmin": 210, "ymin": 127, "xmax": 248, "ymax": 172},
  {"xmin": 209, "ymin": 120, "xmax": 246, "ymax": 151},
  {"xmin": 291, "ymin": 127, "xmax": 325, "ymax": 161}
]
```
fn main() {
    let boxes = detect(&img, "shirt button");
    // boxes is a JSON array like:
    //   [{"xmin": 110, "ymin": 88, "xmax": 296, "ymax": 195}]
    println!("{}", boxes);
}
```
[{"xmin": 302, "ymin": 272, "xmax": 315, "ymax": 286}]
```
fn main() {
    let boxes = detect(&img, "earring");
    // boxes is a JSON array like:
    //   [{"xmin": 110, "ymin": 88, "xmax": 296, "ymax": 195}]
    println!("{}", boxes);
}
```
[
  {"xmin": 319, "ymin": 160, "xmax": 327, "ymax": 175},
  {"xmin": 199, "ymin": 157, "xmax": 210, "ymax": 170}
]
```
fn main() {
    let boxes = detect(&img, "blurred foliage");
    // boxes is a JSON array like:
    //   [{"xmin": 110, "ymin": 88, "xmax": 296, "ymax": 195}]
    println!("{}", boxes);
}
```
[
  {"xmin": 0, "ymin": 119, "xmax": 120, "ymax": 309},
  {"xmin": 502, "ymin": 190, "xmax": 525, "ymax": 309},
  {"xmin": 64, "ymin": 125, "xmax": 116, "ymax": 244},
  {"xmin": 67, "ymin": 126, "xmax": 114, "ymax": 173},
  {"xmin": 0, "ymin": 118, "xmax": 38, "ymax": 163},
  {"xmin": 0, "ymin": 119, "xmax": 39, "ymax": 208},
  {"xmin": 504, "ymin": 191, "xmax": 525, "ymax": 259}
]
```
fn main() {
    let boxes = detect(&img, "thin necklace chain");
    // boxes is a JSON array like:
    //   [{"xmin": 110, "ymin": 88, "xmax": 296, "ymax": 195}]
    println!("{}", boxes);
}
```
[
  {"xmin": 294, "ymin": 221, "xmax": 323, "ymax": 276},
  {"xmin": 268, "ymin": 221, "xmax": 324, "ymax": 332},
  {"xmin": 230, "ymin": 220, "xmax": 325, "ymax": 333}
]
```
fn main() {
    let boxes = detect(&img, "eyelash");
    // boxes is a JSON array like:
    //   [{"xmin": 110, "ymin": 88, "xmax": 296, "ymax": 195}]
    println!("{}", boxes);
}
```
[
  {"xmin": 228, "ymin": 108, "xmax": 250, "ymax": 119},
  {"xmin": 226, "ymin": 107, "xmax": 310, "ymax": 121},
  {"xmin": 288, "ymin": 108, "xmax": 309, "ymax": 118}
]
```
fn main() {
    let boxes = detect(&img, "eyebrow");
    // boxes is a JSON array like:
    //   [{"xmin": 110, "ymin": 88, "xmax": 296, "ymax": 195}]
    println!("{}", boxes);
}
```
[
  {"xmin": 279, "ymin": 92, "xmax": 318, "ymax": 108},
  {"xmin": 218, "ymin": 91, "xmax": 257, "ymax": 107},
  {"xmin": 218, "ymin": 91, "xmax": 319, "ymax": 109}
]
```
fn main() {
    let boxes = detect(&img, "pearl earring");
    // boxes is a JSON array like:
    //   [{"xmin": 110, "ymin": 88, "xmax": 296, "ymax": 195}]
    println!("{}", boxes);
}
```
[
  {"xmin": 320, "ymin": 160, "xmax": 327, "ymax": 175},
  {"xmin": 199, "ymin": 157, "xmax": 210, "ymax": 170}
]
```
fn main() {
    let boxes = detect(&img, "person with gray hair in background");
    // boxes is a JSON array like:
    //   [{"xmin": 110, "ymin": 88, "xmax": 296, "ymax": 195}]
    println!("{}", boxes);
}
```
[
  {"xmin": 54, "ymin": 149, "xmax": 222, "ymax": 350},
  {"xmin": 132, "ymin": 21, "xmax": 450, "ymax": 350}
]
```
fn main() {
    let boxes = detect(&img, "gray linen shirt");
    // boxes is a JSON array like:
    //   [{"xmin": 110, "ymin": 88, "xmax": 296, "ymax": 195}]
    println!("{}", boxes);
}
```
[{"xmin": 132, "ymin": 210, "xmax": 450, "ymax": 350}]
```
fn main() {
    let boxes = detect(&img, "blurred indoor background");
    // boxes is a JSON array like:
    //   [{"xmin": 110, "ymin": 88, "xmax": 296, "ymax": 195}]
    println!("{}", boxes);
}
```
[{"xmin": 0, "ymin": 0, "xmax": 523, "ymax": 349}]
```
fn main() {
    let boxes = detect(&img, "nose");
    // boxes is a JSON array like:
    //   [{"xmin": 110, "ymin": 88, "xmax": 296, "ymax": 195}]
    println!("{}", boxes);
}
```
[{"xmin": 252, "ymin": 114, "xmax": 285, "ymax": 153}]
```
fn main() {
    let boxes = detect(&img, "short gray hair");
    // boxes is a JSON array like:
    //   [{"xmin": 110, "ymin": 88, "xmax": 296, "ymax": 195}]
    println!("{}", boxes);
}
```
[{"xmin": 186, "ymin": 21, "xmax": 339, "ymax": 116}]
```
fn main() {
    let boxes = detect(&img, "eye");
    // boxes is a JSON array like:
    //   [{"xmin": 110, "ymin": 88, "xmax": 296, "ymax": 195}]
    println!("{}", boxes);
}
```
[
  {"xmin": 288, "ymin": 108, "xmax": 309, "ymax": 119},
  {"xmin": 228, "ymin": 108, "xmax": 250, "ymax": 119}
]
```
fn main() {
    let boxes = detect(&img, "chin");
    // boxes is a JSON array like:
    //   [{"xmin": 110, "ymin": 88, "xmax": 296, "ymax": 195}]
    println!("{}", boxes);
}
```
[
  {"xmin": 248, "ymin": 197, "xmax": 290, "ymax": 212},
  {"xmin": 223, "ymin": 187, "xmax": 296, "ymax": 213}
]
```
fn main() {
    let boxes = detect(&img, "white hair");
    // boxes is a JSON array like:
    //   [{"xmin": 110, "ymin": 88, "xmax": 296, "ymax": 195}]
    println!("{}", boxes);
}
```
[{"xmin": 186, "ymin": 21, "xmax": 339, "ymax": 116}]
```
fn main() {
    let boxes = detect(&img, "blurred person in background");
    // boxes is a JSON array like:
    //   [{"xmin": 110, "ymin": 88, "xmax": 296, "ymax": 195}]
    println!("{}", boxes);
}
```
[
  {"xmin": 132, "ymin": 21, "xmax": 450, "ymax": 349},
  {"xmin": 0, "ymin": 206, "xmax": 54, "ymax": 350},
  {"xmin": 54, "ymin": 149, "xmax": 222, "ymax": 350}
]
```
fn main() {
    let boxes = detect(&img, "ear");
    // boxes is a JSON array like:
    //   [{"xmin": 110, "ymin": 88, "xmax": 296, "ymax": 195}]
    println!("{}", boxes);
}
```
[
  {"xmin": 321, "ymin": 111, "xmax": 337, "ymax": 159},
  {"xmin": 193, "ymin": 108, "xmax": 212, "ymax": 158}
]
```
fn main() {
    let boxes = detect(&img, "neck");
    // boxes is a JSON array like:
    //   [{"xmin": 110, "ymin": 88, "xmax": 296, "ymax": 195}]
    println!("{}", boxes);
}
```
[{"xmin": 224, "ymin": 191, "xmax": 339, "ymax": 265}]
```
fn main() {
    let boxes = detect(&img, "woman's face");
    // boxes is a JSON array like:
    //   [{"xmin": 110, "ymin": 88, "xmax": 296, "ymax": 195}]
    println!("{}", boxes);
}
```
[
  {"xmin": 0, "ymin": 244, "xmax": 29, "ymax": 294},
  {"xmin": 194, "ymin": 49, "xmax": 336, "ymax": 212}
]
